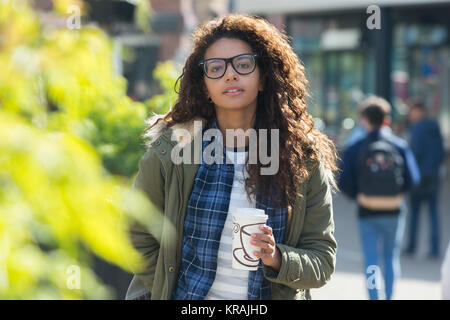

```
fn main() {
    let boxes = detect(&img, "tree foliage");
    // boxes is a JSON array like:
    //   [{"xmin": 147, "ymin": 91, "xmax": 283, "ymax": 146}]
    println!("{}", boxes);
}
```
[{"xmin": 0, "ymin": 0, "xmax": 173, "ymax": 299}]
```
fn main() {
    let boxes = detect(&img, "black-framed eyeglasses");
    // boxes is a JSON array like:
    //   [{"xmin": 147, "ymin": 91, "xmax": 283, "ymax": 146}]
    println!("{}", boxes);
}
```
[{"xmin": 198, "ymin": 53, "xmax": 258, "ymax": 79}]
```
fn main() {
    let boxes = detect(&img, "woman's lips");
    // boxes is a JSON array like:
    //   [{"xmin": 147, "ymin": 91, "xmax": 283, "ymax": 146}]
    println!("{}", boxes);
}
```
[{"xmin": 223, "ymin": 88, "xmax": 244, "ymax": 96}]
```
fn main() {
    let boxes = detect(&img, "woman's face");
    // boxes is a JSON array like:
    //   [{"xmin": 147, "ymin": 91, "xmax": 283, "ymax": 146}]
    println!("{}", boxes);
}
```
[{"xmin": 202, "ymin": 38, "xmax": 263, "ymax": 112}]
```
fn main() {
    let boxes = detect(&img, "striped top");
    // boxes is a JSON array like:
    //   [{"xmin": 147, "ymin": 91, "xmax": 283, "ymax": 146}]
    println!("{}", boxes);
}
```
[{"xmin": 204, "ymin": 146, "xmax": 255, "ymax": 300}]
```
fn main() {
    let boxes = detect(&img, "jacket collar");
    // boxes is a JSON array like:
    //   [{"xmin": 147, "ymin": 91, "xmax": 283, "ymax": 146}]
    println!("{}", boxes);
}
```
[{"xmin": 143, "ymin": 113, "xmax": 208, "ymax": 149}]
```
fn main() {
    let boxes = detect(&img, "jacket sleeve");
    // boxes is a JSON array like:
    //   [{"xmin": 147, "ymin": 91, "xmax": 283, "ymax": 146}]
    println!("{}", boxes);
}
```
[
  {"xmin": 402, "ymin": 146, "xmax": 421, "ymax": 191},
  {"xmin": 128, "ymin": 147, "xmax": 165, "ymax": 291},
  {"xmin": 263, "ymin": 162, "xmax": 337, "ymax": 290}
]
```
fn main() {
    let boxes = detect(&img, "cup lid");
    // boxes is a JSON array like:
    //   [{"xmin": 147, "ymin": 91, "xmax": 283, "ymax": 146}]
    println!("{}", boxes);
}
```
[{"xmin": 233, "ymin": 207, "xmax": 267, "ymax": 218}]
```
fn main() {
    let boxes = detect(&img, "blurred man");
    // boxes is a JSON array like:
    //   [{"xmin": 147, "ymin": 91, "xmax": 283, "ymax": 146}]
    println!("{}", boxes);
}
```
[
  {"xmin": 345, "ymin": 95, "xmax": 393, "ymax": 148},
  {"xmin": 339, "ymin": 96, "xmax": 420, "ymax": 300},
  {"xmin": 404, "ymin": 100, "xmax": 445, "ymax": 258}
]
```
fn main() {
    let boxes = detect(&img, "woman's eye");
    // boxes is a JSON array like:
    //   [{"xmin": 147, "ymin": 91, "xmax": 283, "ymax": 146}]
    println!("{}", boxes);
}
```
[
  {"xmin": 210, "ymin": 65, "xmax": 223, "ymax": 72},
  {"xmin": 238, "ymin": 63, "xmax": 250, "ymax": 69}
]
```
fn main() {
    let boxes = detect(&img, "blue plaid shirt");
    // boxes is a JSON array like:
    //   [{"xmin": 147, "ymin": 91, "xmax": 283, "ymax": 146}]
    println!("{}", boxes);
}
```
[{"xmin": 172, "ymin": 118, "xmax": 287, "ymax": 300}]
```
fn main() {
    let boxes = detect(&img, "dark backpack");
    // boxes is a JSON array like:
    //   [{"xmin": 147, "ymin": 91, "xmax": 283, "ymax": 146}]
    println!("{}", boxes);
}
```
[{"xmin": 356, "ymin": 137, "xmax": 406, "ymax": 196}]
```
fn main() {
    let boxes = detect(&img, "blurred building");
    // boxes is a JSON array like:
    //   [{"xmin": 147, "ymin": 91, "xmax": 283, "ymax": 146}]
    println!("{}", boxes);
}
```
[{"xmin": 235, "ymin": 0, "xmax": 450, "ymax": 151}]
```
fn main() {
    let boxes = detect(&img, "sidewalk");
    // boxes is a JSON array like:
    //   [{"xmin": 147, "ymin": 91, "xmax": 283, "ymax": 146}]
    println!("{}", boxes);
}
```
[{"xmin": 310, "ymin": 169, "xmax": 450, "ymax": 300}]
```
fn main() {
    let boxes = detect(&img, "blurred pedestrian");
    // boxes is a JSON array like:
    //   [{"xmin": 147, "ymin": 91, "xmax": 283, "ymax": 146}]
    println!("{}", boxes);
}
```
[
  {"xmin": 345, "ymin": 95, "xmax": 393, "ymax": 148},
  {"xmin": 339, "ymin": 97, "xmax": 420, "ymax": 300},
  {"xmin": 404, "ymin": 99, "xmax": 445, "ymax": 259}
]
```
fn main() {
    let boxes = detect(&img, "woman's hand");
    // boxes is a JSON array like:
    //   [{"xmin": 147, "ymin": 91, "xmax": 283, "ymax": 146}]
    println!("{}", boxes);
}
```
[{"xmin": 251, "ymin": 225, "xmax": 281, "ymax": 271}]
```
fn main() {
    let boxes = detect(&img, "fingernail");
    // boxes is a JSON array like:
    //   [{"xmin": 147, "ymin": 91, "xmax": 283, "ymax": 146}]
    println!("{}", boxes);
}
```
[{"xmin": 252, "ymin": 234, "xmax": 256, "ymax": 238}]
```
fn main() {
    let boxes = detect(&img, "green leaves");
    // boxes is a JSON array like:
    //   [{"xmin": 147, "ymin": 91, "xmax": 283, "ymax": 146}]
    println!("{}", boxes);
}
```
[
  {"xmin": 0, "ymin": 0, "xmax": 161, "ymax": 299},
  {"xmin": 0, "ymin": 112, "xmax": 150, "ymax": 299},
  {"xmin": 146, "ymin": 60, "xmax": 180, "ymax": 115}
]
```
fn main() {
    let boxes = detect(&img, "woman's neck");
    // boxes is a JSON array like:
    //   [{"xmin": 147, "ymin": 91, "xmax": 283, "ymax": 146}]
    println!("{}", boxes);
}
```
[{"xmin": 215, "ymin": 108, "xmax": 256, "ymax": 148}]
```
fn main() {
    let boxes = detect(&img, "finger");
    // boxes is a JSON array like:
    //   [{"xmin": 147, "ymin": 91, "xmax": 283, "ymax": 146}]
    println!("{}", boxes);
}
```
[
  {"xmin": 251, "ymin": 239, "xmax": 273, "ymax": 251},
  {"xmin": 254, "ymin": 251, "xmax": 271, "ymax": 260},
  {"xmin": 252, "ymin": 233, "xmax": 275, "ymax": 246},
  {"xmin": 259, "ymin": 225, "xmax": 273, "ymax": 235}
]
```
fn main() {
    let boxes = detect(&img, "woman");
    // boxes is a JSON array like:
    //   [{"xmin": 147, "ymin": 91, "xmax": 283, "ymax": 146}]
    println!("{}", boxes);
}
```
[{"xmin": 126, "ymin": 14, "xmax": 338, "ymax": 300}]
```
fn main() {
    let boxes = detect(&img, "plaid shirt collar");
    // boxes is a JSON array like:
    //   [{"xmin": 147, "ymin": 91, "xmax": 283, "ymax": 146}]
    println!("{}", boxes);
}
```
[{"xmin": 172, "ymin": 117, "xmax": 287, "ymax": 300}]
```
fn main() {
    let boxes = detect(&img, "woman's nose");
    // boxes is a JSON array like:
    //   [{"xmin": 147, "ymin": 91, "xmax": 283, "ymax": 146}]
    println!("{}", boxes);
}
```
[{"xmin": 224, "ymin": 62, "xmax": 238, "ymax": 81}]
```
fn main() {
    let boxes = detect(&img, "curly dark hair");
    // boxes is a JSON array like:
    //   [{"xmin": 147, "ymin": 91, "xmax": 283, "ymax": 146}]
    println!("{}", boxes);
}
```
[{"xmin": 144, "ymin": 14, "xmax": 338, "ymax": 212}]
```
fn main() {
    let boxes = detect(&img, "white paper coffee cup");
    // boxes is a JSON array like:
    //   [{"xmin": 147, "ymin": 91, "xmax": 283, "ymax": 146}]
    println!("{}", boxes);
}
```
[{"xmin": 231, "ymin": 208, "xmax": 268, "ymax": 271}]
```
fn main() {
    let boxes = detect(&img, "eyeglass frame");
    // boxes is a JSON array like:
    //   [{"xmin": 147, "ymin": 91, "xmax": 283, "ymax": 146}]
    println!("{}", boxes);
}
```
[{"xmin": 198, "ymin": 53, "xmax": 259, "ymax": 79}]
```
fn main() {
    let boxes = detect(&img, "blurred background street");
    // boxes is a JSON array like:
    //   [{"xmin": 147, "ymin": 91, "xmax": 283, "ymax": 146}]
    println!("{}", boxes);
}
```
[{"xmin": 311, "ymin": 158, "xmax": 450, "ymax": 300}]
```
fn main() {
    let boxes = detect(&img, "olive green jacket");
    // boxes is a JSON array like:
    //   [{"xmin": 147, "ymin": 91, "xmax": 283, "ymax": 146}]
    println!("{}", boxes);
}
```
[{"xmin": 125, "ymin": 115, "xmax": 337, "ymax": 300}]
